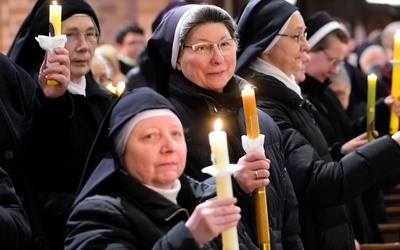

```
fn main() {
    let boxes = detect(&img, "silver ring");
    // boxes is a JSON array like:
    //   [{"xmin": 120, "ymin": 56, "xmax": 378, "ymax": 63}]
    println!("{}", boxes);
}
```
[{"xmin": 254, "ymin": 170, "xmax": 259, "ymax": 179}]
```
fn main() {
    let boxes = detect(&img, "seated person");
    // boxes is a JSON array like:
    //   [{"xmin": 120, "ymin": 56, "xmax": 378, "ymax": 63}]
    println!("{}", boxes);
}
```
[{"xmin": 64, "ymin": 87, "xmax": 258, "ymax": 249}]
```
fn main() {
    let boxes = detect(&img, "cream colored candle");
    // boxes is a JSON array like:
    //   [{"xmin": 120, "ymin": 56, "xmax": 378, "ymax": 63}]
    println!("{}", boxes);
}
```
[
  {"xmin": 390, "ymin": 30, "xmax": 400, "ymax": 134},
  {"xmin": 48, "ymin": 1, "xmax": 62, "ymax": 85},
  {"xmin": 209, "ymin": 119, "xmax": 239, "ymax": 250},
  {"xmin": 49, "ymin": 1, "xmax": 62, "ymax": 36},
  {"xmin": 367, "ymin": 74, "xmax": 377, "ymax": 142}
]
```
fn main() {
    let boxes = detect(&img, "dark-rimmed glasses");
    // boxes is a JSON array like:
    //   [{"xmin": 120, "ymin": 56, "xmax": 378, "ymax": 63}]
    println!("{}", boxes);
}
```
[
  {"xmin": 183, "ymin": 38, "xmax": 239, "ymax": 56},
  {"xmin": 276, "ymin": 32, "xmax": 307, "ymax": 46}
]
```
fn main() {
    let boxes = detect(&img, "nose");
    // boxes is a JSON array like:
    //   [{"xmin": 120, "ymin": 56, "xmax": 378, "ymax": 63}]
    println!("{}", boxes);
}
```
[
  {"xmin": 161, "ymin": 134, "xmax": 177, "ymax": 153},
  {"xmin": 76, "ymin": 34, "xmax": 89, "ymax": 49},
  {"xmin": 302, "ymin": 40, "xmax": 311, "ymax": 52},
  {"xmin": 210, "ymin": 45, "xmax": 224, "ymax": 64}
]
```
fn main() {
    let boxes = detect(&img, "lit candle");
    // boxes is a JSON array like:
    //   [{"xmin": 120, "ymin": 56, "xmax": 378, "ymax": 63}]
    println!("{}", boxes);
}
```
[
  {"xmin": 49, "ymin": 1, "xmax": 62, "ymax": 36},
  {"xmin": 241, "ymin": 85, "xmax": 260, "ymax": 139},
  {"xmin": 367, "ymin": 74, "xmax": 377, "ymax": 142},
  {"xmin": 208, "ymin": 119, "xmax": 239, "ymax": 250},
  {"xmin": 48, "ymin": 1, "xmax": 62, "ymax": 86},
  {"xmin": 390, "ymin": 30, "xmax": 400, "ymax": 134},
  {"xmin": 116, "ymin": 81, "xmax": 126, "ymax": 96},
  {"xmin": 241, "ymin": 84, "xmax": 270, "ymax": 250}
]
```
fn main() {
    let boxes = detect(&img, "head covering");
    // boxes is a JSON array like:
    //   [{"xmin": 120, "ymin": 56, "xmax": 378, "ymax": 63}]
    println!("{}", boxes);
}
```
[
  {"xmin": 7, "ymin": 0, "xmax": 100, "ymax": 77},
  {"xmin": 77, "ymin": 87, "xmax": 178, "ymax": 196},
  {"xmin": 235, "ymin": 0, "xmax": 298, "ymax": 75},
  {"xmin": 151, "ymin": 1, "xmax": 192, "ymax": 32},
  {"xmin": 147, "ymin": 4, "xmax": 200, "ymax": 97},
  {"xmin": 305, "ymin": 10, "xmax": 341, "ymax": 49}
]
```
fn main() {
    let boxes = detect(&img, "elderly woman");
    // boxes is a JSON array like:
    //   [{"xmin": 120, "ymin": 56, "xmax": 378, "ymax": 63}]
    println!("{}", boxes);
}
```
[
  {"xmin": 235, "ymin": 0, "xmax": 400, "ymax": 249},
  {"xmin": 8, "ymin": 1, "xmax": 117, "ymax": 248},
  {"xmin": 64, "ymin": 87, "xmax": 257, "ymax": 249},
  {"xmin": 147, "ymin": 4, "xmax": 302, "ymax": 249}
]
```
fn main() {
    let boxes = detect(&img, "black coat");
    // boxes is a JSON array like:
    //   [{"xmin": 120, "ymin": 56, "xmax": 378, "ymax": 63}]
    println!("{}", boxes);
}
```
[
  {"xmin": 167, "ymin": 72, "xmax": 303, "ymax": 250},
  {"xmin": 0, "ymin": 52, "xmax": 75, "ymax": 249},
  {"xmin": 30, "ymin": 75, "xmax": 116, "ymax": 195},
  {"xmin": 0, "ymin": 166, "xmax": 31, "ymax": 249},
  {"xmin": 242, "ymin": 70, "xmax": 400, "ymax": 249},
  {"xmin": 65, "ymin": 157, "xmax": 256, "ymax": 250}
]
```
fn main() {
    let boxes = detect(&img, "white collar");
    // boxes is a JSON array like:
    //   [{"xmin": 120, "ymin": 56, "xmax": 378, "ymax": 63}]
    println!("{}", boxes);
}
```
[
  {"xmin": 67, "ymin": 76, "xmax": 86, "ymax": 96},
  {"xmin": 249, "ymin": 58, "xmax": 303, "ymax": 99}
]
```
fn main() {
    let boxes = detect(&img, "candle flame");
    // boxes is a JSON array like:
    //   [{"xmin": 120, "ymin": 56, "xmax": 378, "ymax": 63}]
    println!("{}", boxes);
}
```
[
  {"xmin": 244, "ymin": 84, "xmax": 252, "ymax": 91},
  {"xmin": 53, "ymin": 1, "xmax": 58, "ymax": 5},
  {"xmin": 215, "ymin": 118, "xmax": 222, "ymax": 132}
]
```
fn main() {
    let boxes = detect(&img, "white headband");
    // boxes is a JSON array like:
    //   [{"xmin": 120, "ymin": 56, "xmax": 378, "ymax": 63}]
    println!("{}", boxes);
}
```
[
  {"xmin": 264, "ymin": 10, "xmax": 300, "ymax": 53},
  {"xmin": 307, "ymin": 21, "xmax": 341, "ymax": 48},
  {"xmin": 113, "ymin": 109, "xmax": 176, "ymax": 164},
  {"xmin": 171, "ymin": 5, "xmax": 203, "ymax": 69}
]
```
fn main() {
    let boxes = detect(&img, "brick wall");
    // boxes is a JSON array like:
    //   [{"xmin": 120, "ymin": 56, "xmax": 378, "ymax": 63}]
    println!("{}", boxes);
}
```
[{"xmin": 0, "ymin": 0, "xmax": 171, "ymax": 54}]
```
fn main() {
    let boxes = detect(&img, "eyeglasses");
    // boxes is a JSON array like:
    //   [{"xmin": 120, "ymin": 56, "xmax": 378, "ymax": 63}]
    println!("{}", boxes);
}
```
[
  {"xmin": 183, "ymin": 38, "xmax": 239, "ymax": 56},
  {"xmin": 319, "ymin": 48, "xmax": 344, "ymax": 68},
  {"xmin": 65, "ymin": 32, "xmax": 100, "ymax": 45},
  {"xmin": 276, "ymin": 32, "xmax": 307, "ymax": 46}
]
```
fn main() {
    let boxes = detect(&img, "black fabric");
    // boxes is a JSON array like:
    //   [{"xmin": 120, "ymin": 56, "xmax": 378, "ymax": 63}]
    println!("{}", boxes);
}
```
[
  {"xmin": 0, "ymin": 52, "xmax": 78, "ymax": 249},
  {"xmin": 235, "ymin": 0, "xmax": 298, "ymax": 75},
  {"xmin": 304, "ymin": 10, "xmax": 334, "ymax": 43},
  {"xmin": 238, "ymin": 68, "xmax": 400, "ymax": 249},
  {"xmin": 126, "ymin": 48, "xmax": 157, "ymax": 91},
  {"xmin": 0, "ymin": 165, "xmax": 32, "ymax": 249}
]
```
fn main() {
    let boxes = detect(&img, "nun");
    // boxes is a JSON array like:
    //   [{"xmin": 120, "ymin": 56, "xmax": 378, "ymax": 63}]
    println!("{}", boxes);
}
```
[
  {"xmin": 64, "ymin": 87, "xmax": 258, "ymax": 249},
  {"xmin": 147, "ymin": 3, "xmax": 303, "ymax": 249},
  {"xmin": 235, "ymin": 0, "xmax": 400, "ymax": 249}
]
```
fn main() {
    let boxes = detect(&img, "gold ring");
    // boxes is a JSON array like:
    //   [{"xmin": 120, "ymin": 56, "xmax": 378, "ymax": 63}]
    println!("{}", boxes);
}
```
[{"xmin": 254, "ymin": 170, "xmax": 259, "ymax": 179}]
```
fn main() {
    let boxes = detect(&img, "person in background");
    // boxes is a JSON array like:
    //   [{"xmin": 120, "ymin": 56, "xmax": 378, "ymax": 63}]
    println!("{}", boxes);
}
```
[
  {"xmin": 235, "ymin": 0, "xmax": 400, "ymax": 249},
  {"xmin": 7, "ymin": 0, "xmax": 116, "ymax": 248},
  {"xmin": 115, "ymin": 23, "xmax": 146, "ymax": 75},
  {"xmin": 64, "ymin": 87, "xmax": 258, "ymax": 249},
  {"xmin": 147, "ymin": 4, "xmax": 303, "ymax": 249},
  {"xmin": 91, "ymin": 52, "xmax": 113, "ymax": 87},
  {"xmin": 95, "ymin": 43, "xmax": 127, "ymax": 86}
]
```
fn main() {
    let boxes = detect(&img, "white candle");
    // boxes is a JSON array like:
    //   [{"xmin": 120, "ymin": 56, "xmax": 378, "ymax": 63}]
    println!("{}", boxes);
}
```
[{"xmin": 208, "ymin": 119, "xmax": 239, "ymax": 250}]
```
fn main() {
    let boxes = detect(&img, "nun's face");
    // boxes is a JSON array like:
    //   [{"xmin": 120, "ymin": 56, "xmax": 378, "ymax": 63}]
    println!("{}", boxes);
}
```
[
  {"xmin": 260, "ymin": 13, "xmax": 309, "ymax": 77},
  {"xmin": 306, "ymin": 35, "xmax": 348, "ymax": 82},
  {"xmin": 123, "ymin": 115, "xmax": 187, "ymax": 189},
  {"xmin": 176, "ymin": 23, "xmax": 236, "ymax": 93},
  {"xmin": 294, "ymin": 51, "xmax": 310, "ymax": 83},
  {"xmin": 62, "ymin": 15, "xmax": 98, "ymax": 83}
]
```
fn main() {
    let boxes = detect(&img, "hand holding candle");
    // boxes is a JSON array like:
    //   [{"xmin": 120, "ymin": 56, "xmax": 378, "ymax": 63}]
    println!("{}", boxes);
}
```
[
  {"xmin": 209, "ymin": 119, "xmax": 239, "ymax": 250},
  {"xmin": 367, "ymin": 74, "xmax": 377, "ymax": 142},
  {"xmin": 241, "ymin": 84, "xmax": 270, "ymax": 250},
  {"xmin": 390, "ymin": 30, "xmax": 400, "ymax": 134}
]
